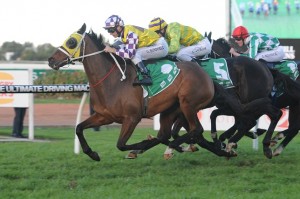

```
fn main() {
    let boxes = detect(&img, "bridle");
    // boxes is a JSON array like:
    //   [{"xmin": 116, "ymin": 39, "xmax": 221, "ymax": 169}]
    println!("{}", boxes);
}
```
[{"xmin": 57, "ymin": 32, "xmax": 127, "ymax": 81}]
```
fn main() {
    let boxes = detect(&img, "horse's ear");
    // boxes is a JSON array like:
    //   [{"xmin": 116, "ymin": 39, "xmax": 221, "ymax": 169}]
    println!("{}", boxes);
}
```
[
  {"xmin": 204, "ymin": 32, "xmax": 207, "ymax": 37},
  {"xmin": 78, "ymin": 23, "xmax": 86, "ymax": 34},
  {"xmin": 208, "ymin": 32, "xmax": 212, "ymax": 40}
]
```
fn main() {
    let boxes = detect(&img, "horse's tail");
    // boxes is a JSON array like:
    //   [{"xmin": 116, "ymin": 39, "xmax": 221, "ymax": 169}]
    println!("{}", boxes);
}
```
[{"xmin": 271, "ymin": 69, "xmax": 300, "ymax": 99}]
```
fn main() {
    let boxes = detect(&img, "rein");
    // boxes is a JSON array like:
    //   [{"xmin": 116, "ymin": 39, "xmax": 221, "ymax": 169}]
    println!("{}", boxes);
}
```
[{"xmin": 89, "ymin": 64, "xmax": 117, "ymax": 88}]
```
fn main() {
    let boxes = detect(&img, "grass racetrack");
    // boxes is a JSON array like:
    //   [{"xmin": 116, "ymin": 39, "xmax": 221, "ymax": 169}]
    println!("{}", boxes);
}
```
[{"xmin": 1, "ymin": 127, "xmax": 300, "ymax": 199}]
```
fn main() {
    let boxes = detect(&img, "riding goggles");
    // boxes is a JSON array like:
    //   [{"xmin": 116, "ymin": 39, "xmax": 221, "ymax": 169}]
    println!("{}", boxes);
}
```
[
  {"xmin": 233, "ymin": 37, "xmax": 243, "ymax": 41},
  {"xmin": 106, "ymin": 27, "xmax": 117, "ymax": 33}
]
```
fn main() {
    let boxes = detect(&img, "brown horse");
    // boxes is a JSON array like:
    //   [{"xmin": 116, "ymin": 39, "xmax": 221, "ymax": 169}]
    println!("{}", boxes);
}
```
[{"xmin": 48, "ymin": 24, "xmax": 235, "ymax": 161}]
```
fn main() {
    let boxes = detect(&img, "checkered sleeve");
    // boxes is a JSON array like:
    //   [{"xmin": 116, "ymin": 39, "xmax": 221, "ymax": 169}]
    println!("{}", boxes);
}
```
[{"xmin": 115, "ymin": 31, "xmax": 138, "ymax": 59}]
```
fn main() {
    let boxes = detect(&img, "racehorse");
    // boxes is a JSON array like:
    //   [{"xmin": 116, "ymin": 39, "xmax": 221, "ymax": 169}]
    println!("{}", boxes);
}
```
[
  {"xmin": 169, "ymin": 38, "xmax": 283, "ymax": 159},
  {"xmin": 209, "ymin": 38, "xmax": 300, "ymax": 157},
  {"xmin": 48, "ymin": 24, "xmax": 235, "ymax": 161},
  {"xmin": 268, "ymin": 67, "xmax": 300, "ymax": 156}
]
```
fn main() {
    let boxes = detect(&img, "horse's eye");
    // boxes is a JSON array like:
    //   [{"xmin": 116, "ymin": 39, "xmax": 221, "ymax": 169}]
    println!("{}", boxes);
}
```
[{"xmin": 66, "ymin": 38, "xmax": 77, "ymax": 49}]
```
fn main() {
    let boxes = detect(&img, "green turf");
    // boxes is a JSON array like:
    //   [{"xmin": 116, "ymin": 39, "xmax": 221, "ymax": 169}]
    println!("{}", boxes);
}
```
[{"xmin": 1, "ymin": 127, "xmax": 300, "ymax": 199}]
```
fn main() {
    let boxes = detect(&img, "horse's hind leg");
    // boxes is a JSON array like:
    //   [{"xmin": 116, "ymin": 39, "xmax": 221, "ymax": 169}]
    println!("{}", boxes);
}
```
[
  {"xmin": 126, "ymin": 109, "xmax": 179, "ymax": 159},
  {"xmin": 170, "ymin": 114, "xmax": 199, "ymax": 152},
  {"xmin": 273, "ymin": 129, "xmax": 298, "ymax": 156},
  {"xmin": 173, "ymin": 113, "xmax": 235, "ymax": 157},
  {"xmin": 273, "ymin": 105, "xmax": 300, "ymax": 157},
  {"xmin": 171, "ymin": 113, "xmax": 189, "ymax": 139},
  {"xmin": 262, "ymin": 107, "xmax": 282, "ymax": 159}
]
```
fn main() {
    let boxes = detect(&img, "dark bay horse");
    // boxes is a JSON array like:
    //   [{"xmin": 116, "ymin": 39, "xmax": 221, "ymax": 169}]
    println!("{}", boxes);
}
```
[
  {"xmin": 210, "ymin": 38, "xmax": 300, "ymax": 157},
  {"xmin": 170, "ymin": 38, "xmax": 283, "ymax": 158},
  {"xmin": 268, "ymin": 67, "xmax": 300, "ymax": 156},
  {"xmin": 48, "ymin": 24, "xmax": 235, "ymax": 161}
]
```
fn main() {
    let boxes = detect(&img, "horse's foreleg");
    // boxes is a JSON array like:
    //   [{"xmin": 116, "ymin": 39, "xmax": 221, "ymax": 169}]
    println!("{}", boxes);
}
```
[
  {"xmin": 117, "ymin": 130, "xmax": 162, "ymax": 153},
  {"xmin": 76, "ymin": 114, "xmax": 112, "ymax": 161},
  {"xmin": 210, "ymin": 109, "xmax": 221, "ymax": 142},
  {"xmin": 76, "ymin": 123, "xmax": 100, "ymax": 161}
]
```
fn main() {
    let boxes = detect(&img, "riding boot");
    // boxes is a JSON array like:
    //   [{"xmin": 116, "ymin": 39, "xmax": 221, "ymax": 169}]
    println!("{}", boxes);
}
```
[{"xmin": 133, "ymin": 62, "xmax": 153, "ymax": 86}]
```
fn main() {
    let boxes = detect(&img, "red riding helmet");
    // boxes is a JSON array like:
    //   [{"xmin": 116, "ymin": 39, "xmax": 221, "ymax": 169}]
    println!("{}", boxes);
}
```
[{"xmin": 232, "ymin": 26, "xmax": 249, "ymax": 40}]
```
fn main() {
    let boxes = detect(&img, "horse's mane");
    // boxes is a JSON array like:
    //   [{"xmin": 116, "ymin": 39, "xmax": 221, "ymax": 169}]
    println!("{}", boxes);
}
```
[
  {"xmin": 86, "ymin": 30, "xmax": 128, "ymax": 64},
  {"xmin": 87, "ymin": 30, "xmax": 106, "ymax": 51}
]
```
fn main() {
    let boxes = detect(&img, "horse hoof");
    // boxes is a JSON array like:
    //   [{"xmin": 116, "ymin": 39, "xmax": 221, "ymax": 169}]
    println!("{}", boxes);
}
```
[
  {"xmin": 89, "ymin": 151, "xmax": 100, "ymax": 161},
  {"xmin": 225, "ymin": 142, "xmax": 237, "ymax": 152},
  {"xmin": 264, "ymin": 149, "xmax": 273, "ymax": 159},
  {"xmin": 272, "ymin": 145, "xmax": 283, "ymax": 157},
  {"xmin": 164, "ymin": 153, "xmax": 174, "ymax": 160},
  {"xmin": 229, "ymin": 149, "xmax": 238, "ymax": 157},
  {"xmin": 181, "ymin": 145, "xmax": 199, "ymax": 152},
  {"xmin": 189, "ymin": 145, "xmax": 199, "ymax": 152},
  {"xmin": 232, "ymin": 151, "xmax": 238, "ymax": 157},
  {"xmin": 125, "ymin": 152, "xmax": 138, "ymax": 159},
  {"xmin": 225, "ymin": 152, "xmax": 237, "ymax": 160}
]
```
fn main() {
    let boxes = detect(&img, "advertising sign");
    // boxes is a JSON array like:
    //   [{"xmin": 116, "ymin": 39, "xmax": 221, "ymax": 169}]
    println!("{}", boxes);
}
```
[{"xmin": 0, "ymin": 70, "xmax": 29, "ymax": 107}]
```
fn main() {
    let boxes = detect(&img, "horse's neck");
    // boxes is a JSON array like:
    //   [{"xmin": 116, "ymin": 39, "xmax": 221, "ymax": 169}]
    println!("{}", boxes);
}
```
[{"xmin": 83, "ymin": 54, "xmax": 137, "ymax": 97}]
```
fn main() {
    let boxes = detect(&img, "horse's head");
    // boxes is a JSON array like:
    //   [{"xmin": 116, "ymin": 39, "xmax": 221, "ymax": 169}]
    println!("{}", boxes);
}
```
[
  {"xmin": 211, "ymin": 38, "xmax": 232, "ymax": 58},
  {"xmin": 48, "ymin": 23, "xmax": 87, "ymax": 70}
]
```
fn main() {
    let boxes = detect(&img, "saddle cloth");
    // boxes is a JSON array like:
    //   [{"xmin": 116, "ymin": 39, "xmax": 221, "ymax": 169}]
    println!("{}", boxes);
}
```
[
  {"xmin": 195, "ymin": 58, "xmax": 234, "ymax": 89},
  {"xmin": 139, "ymin": 60, "xmax": 180, "ymax": 97},
  {"xmin": 272, "ymin": 60, "xmax": 299, "ymax": 80}
]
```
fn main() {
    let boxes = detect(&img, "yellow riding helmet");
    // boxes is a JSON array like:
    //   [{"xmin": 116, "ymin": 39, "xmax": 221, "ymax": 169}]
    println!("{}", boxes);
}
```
[{"xmin": 148, "ymin": 17, "xmax": 167, "ymax": 32}]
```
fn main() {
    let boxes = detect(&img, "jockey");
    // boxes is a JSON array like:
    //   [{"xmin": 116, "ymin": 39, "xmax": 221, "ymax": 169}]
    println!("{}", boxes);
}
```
[
  {"xmin": 230, "ymin": 25, "xmax": 285, "ymax": 62},
  {"xmin": 148, "ymin": 17, "xmax": 212, "ymax": 61},
  {"xmin": 103, "ymin": 15, "xmax": 168, "ymax": 86}
]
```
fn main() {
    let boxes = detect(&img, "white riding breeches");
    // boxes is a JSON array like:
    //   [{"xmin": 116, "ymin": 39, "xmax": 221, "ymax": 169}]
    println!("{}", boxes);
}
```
[
  {"xmin": 255, "ymin": 46, "xmax": 285, "ymax": 62},
  {"xmin": 131, "ymin": 37, "xmax": 169, "ymax": 64},
  {"xmin": 176, "ymin": 37, "xmax": 212, "ymax": 61}
]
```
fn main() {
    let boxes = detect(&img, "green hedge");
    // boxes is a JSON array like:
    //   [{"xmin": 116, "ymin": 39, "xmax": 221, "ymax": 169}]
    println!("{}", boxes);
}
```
[{"xmin": 34, "ymin": 70, "xmax": 88, "ymax": 99}]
